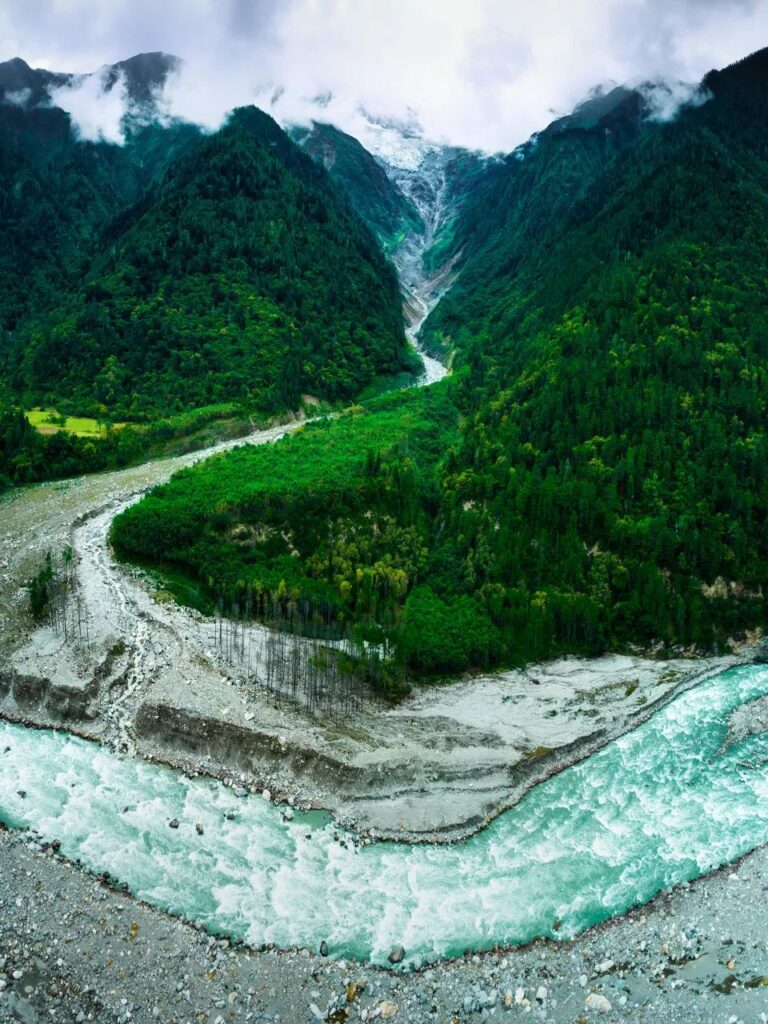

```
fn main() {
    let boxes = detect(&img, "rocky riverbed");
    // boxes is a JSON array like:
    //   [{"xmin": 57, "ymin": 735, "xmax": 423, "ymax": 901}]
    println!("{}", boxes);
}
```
[
  {"xmin": 1, "ymin": 412, "xmax": 747, "ymax": 842},
  {"xmin": 3, "ymin": 824, "xmax": 768, "ymax": 1024},
  {"xmin": 11, "ymin": 453, "xmax": 761, "ymax": 838}
]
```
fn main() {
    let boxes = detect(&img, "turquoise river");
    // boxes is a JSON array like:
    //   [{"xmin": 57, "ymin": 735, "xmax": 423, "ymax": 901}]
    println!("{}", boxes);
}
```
[{"xmin": 3, "ymin": 663, "xmax": 768, "ymax": 967}]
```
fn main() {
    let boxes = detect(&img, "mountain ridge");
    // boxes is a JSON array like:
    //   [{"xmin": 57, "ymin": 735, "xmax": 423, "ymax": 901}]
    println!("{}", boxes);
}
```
[{"xmin": 3, "ymin": 104, "xmax": 409, "ymax": 418}]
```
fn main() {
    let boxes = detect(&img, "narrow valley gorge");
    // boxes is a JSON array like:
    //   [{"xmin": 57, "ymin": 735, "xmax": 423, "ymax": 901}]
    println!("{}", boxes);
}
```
[{"xmin": 3, "ymin": 30, "xmax": 768, "ymax": 1024}]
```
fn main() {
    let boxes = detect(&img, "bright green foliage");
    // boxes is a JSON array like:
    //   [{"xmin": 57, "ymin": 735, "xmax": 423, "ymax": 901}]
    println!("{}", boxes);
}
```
[
  {"xmin": 25, "ymin": 408, "xmax": 131, "ymax": 437},
  {"xmin": 0, "ymin": 403, "xmax": 249, "ymax": 487},
  {"xmin": 111, "ymin": 385, "xmax": 462, "ymax": 664}
]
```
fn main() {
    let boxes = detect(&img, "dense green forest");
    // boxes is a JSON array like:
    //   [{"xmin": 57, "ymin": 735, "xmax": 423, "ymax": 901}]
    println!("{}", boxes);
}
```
[
  {"xmin": 111, "ymin": 386, "xmax": 467, "ymax": 687},
  {"xmin": 0, "ymin": 68, "xmax": 415, "ymax": 489},
  {"xmin": 115, "ymin": 47, "xmax": 768, "ymax": 679},
  {"xmin": 0, "ymin": 106, "xmax": 199, "ymax": 335},
  {"xmin": 0, "ymin": 54, "xmax": 198, "ymax": 334},
  {"xmin": 417, "ymin": 46, "xmax": 768, "ymax": 659},
  {"xmin": 2, "ymin": 106, "xmax": 409, "ymax": 419}
]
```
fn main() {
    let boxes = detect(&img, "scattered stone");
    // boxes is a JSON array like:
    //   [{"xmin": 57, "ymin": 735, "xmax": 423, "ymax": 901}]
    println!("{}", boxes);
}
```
[
  {"xmin": 195, "ymin": 824, "xmax": 204, "ymax": 836},
  {"xmin": 169, "ymin": 819, "xmax": 180, "ymax": 830},
  {"xmin": 585, "ymin": 992, "xmax": 612, "ymax": 1014},
  {"xmin": 319, "ymin": 941, "xmax": 329, "ymax": 957},
  {"xmin": 388, "ymin": 945, "xmax": 405, "ymax": 965},
  {"xmin": 379, "ymin": 1000, "xmax": 398, "ymax": 1020},
  {"xmin": 596, "ymin": 958, "xmax": 614, "ymax": 974},
  {"xmin": 483, "ymin": 989, "xmax": 498, "ymax": 1008}
]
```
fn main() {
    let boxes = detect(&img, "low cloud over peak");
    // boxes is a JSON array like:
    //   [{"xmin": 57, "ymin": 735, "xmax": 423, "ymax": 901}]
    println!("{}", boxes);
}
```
[{"xmin": 1, "ymin": 0, "xmax": 766, "ymax": 152}]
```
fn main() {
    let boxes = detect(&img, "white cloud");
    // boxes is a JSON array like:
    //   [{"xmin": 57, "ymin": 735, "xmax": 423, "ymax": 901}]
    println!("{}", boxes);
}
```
[
  {"xmin": 48, "ymin": 67, "xmax": 129, "ymax": 144},
  {"xmin": 636, "ymin": 78, "xmax": 712, "ymax": 123},
  {"xmin": 1, "ymin": 0, "xmax": 767, "ymax": 151}
]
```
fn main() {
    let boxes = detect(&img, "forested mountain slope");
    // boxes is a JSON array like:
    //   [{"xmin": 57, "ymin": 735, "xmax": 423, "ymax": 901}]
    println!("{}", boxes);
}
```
[
  {"xmin": 1, "ymin": 104, "xmax": 409, "ymax": 418},
  {"xmin": 420, "ymin": 45, "xmax": 768, "ymax": 658},
  {"xmin": 419, "ymin": 85, "xmax": 650, "ymax": 357},
  {"xmin": 0, "ymin": 54, "xmax": 198, "ymax": 332}
]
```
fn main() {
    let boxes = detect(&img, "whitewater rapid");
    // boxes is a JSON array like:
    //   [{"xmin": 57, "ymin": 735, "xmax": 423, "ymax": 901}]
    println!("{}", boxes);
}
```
[{"xmin": 3, "ymin": 663, "xmax": 768, "ymax": 966}]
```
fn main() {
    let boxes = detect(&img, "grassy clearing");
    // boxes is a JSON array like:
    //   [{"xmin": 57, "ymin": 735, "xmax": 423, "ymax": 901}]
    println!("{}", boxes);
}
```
[{"xmin": 25, "ymin": 408, "xmax": 131, "ymax": 438}]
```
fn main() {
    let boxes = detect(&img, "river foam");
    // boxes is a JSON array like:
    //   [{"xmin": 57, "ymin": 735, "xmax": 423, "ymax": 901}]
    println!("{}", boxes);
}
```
[{"xmin": 3, "ymin": 664, "xmax": 768, "ymax": 966}]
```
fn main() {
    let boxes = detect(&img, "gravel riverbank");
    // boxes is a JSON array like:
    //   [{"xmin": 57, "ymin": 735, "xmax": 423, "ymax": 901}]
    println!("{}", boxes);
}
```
[{"xmin": 2, "ymin": 825, "xmax": 768, "ymax": 1024}]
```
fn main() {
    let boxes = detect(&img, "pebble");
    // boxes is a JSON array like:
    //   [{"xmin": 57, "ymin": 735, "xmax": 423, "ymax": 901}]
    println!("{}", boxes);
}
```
[{"xmin": 585, "ymin": 992, "xmax": 612, "ymax": 1014}]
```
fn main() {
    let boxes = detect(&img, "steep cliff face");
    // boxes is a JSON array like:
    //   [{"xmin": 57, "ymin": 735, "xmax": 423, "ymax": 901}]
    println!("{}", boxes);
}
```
[
  {"xmin": 293, "ymin": 112, "xmax": 491, "ymax": 316},
  {"xmin": 290, "ymin": 120, "xmax": 424, "ymax": 252}
]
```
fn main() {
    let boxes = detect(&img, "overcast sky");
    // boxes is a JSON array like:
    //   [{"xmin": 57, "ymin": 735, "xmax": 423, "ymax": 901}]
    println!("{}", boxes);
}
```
[{"xmin": 1, "ymin": 0, "xmax": 767, "ymax": 151}]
